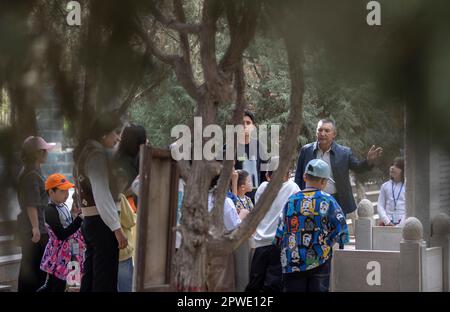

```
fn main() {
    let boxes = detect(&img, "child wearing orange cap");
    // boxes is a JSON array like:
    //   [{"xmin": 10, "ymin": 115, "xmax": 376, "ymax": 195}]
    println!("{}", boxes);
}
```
[{"xmin": 37, "ymin": 174, "xmax": 85, "ymax": 292}]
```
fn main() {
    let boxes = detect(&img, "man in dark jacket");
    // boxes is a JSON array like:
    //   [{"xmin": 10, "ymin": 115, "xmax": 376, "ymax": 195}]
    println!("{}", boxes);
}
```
[
  {"xmin": 294, "ymin": 119, "xmax": 383, "ymax": 215},
  {"xmin": 222, "ymin": 110, "xmax": 268, "ymax": 203}
]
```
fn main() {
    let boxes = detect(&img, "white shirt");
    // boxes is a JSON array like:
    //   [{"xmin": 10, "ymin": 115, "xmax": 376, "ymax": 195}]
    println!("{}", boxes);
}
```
[
  {"xmin": 131, "ymin": 175, "xmax": 140, "ymax": 197},
  {"xmin": 54, "ymin": 203, "xmax": 72, "ymax": 228},
  {"xmin": 175, "ymin": 188, "xmax": 240, "ymax": 249},
  {"xmin": 377, "ymin": 180, "xmax": 406, "ymax": 225},
  {"xmin": 86, "ymin": 141, "xmax": 121, "ymax": 231},
  {"xmin": 315, "ymin": 144, "xmax": 337, "ymax": 195},
  {"xmin": 252, "ymin": 180, "xmax": 300, "ymax": 248},
  {"xmin": 208, "ymin": 193, "xmax": 241, "ymax": 232}
]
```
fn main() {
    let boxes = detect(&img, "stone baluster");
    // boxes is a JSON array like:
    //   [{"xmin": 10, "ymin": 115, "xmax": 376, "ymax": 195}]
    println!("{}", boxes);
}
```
[
  {"xmin": 400, "ymin": 217, "xmax": 426, "ymax": 291},
  {"xmin": 356, "ymin": 199, "xmax": 374, "ymax": 250}
]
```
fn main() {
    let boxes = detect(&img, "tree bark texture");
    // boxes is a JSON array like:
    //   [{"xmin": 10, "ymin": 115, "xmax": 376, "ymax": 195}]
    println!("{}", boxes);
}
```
[{"xmin": 141, "ymin": 0, "xmax": 305, "ymax": 291}]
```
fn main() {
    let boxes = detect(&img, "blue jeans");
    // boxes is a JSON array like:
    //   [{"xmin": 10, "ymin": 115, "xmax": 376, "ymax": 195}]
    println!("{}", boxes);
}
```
[
  {"xmin": 282, "ymin": 260, "xmax": 331, "ymax": 292},
  {"xmin": 118, "ymin": 257, "xmax": 134, "ymax": 292}
]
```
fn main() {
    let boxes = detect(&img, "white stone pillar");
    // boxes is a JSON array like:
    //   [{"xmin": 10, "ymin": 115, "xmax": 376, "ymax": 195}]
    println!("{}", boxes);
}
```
[
  {"xmin": 355, "ymin": 199, "xmax": 374, "ymax": 250},
  {"xmin": 430, "ymin": 213, "xmax": 450, "ymax": 292},
  {"xmin": 400, "ymin": 217, "xmax": 426, "ymax": 291},
  {"xmin": 405, "ymin": 105, "xmax": 431, "ymax": 242}
]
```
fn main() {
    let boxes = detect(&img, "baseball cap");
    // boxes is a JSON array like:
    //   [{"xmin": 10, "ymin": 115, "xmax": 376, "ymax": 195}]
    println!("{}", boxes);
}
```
[
  {"xmin": 305, "ymin": 159, "xmax": 335, "ymax": 183},
  {"xmin": 22, "ymin": 136, "xmax": 56, "ymax": 152},
  {"xmin": 45, "ymin": 173, "xmax": 75, "ymax": 191}
]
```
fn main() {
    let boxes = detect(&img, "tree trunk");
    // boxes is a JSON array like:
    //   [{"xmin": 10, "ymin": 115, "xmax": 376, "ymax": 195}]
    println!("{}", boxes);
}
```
[{"xmin": 172, "ymin": 159, "xmax": 216, "ymax": 291}]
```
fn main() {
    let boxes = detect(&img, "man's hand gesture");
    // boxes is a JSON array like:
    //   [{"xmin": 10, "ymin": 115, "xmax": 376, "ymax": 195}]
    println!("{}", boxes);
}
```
[{"xmin": 367, "ymin": 145, "xmax": 383, "ymax": 164}]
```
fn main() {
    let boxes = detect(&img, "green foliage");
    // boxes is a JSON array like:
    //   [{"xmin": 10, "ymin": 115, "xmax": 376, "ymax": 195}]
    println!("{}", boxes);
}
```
[
  {"xmin": 126, "ymin": 0, "xmax": 405, "ymax": 183},
  {"xmin": 130, "ymin": 28, "xmax": 403, "ymax": 184},
  {"xmin": 130, "ymin": 73, "xmax": 197, "ymax": 148},
  {"xmin": 244, "ymin": 34, "xmax": 403, "ymax": 182},
  {"xmin": 0, "ymin": 88, "xmax": 11, "ymax": 127}
]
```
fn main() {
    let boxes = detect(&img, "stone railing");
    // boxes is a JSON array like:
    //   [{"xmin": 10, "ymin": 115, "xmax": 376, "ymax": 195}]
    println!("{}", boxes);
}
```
[
  {"xmin": 331, "ymin": 217, "xmax": 444, "ymax": 292},
  {"xmin": 355, "ymin": 199, "xmax": 403, "ymax": 251}
]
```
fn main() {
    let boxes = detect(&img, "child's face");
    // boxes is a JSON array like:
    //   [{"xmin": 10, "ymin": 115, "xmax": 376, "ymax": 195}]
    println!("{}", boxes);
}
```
[
  {"xmin": 389, "ymin": 164, "xmax": 402, "ymax": 181},
  {"xmin": 242, "ymin": 176, "xmax": 253, "ymax": 192},
  {"xmin": 49, "ymin": 188, "xmax": 69, "ymax": 204},
  {"xmin": 245, "ymin": 176, "xmax": 253, "ymax": 192}
]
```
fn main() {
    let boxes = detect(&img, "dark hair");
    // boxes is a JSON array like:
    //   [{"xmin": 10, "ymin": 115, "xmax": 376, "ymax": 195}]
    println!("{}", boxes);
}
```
[
  {"xmin": 74, "ymin": 112, "xmax": 123, "ymax": 162},
  {"xmin": 244, "ymin": 110, "xmax": 256, "ymax": 124},
  {"xmin": 305, "ymin": 173, "xmax": 325, "ymax": 182},
  {"xmin": 237, "ymin": 170, "xmax": 250, "ymax": 187},
  {"xmin": 266, "ymin": 169, "xmax": 290, "ymax": 181},
  {"xmin": 392, "ymin": 157, "xmax": 405, "ymax": 181},
  {"xmin": 210, "ymin": 175, "xmax": 219, "ymax": 191},
  {"xmin": 90, "ymin": 113, "xmax": 123, "ymax": 142},
  {"xmin": 117, "ymin": 125, "xmax": 147, "ymax": 158},
  {"xmin": 46, "ymin": 187, "xmax": 58, "ymax": 195},
  {"xmin": 21, "ymin": 149, "xmax": 44, "ymax": 165},
  {"xmin": 318, "ymin": 119, "xmax": 336, "ymax": 130}
]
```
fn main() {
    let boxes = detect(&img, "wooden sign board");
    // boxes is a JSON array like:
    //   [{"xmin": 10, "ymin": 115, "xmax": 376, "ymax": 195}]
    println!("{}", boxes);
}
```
[{"xmin": 133, "ymin": 146, "xmax": 179, "ymax": 292}]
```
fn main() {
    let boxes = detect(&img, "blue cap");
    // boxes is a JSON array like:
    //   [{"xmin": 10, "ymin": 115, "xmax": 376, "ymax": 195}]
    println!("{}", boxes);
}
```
[{"xmin": 305, "ymin": 159, "xmax": 335, "ymax": 183}]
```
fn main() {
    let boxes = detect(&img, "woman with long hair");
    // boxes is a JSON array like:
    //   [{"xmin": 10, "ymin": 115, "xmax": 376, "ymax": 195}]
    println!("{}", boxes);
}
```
[
  {"xmin": 114, "ymin": 124, "xmax": 147, "ymax": 292},
  {"xmin": 115, "ymin": 124, "xmax": 147, "ymax": 197},
  {"xmin": 73, "ymin": 113, "xmax": 127, "ymax": 292}
]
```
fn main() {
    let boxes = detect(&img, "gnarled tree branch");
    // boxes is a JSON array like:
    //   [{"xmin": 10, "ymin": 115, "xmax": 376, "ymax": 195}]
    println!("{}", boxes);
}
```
[
  {"xmin": 210, "ymin": 57, "xmax": 247, "ymax": 236},
  {"xmin": 137, "ymin": 18, "xmax": 200, "ymax": 100},
  {"xmin": 173, "ymin": 0, "xmax": 192, "ymax": 67},
  {"xmin": 199, "ymin": 0, "xmax": 233, "ymax": 105},
  {"xmin": 208, "ymin": 15, "xmax": 305, "ymax": 257},
  {"xmin": 219, "ymin": 0, "xmax": 261, "ymax": 74},
  {"xmin": 149, "ymin": 0, "xmax": 201, "ymax": 34},
  {"xmin": 172, "ymin": 58, "xmax": 200, "ymax": 100},
  {"xmin": 133, "ymin": 69, "xmax": 171, "ymax": 102},
  {"xmin": 136, "ymin": 20, "xmax": 178, "ymax": 66}
]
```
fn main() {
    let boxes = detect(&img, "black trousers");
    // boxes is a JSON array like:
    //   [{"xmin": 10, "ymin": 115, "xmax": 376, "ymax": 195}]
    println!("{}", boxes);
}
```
[
  {"xmin": 17, "ymin": 234, "xmax": 48, "ymax": 292},
  {"xmin": 37, "ymin": 274, "xmax": 66, "ymax": 292},
  {"xmin": 283, "ymin": 260, "xmax": 331, "ymax": 292},
  {"xmin": 80, "ymin": 215, "xmax": 119, "ymax": 292},
  {"xmin": 245, "ymin": 245, "xmax": 282, "ymax": 292}
]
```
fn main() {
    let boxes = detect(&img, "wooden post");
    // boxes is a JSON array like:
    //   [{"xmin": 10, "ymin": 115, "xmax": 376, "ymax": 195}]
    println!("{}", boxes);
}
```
[{"xmin": 133, "ymin": 145, "xmax": 179, "ymax": 291}]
